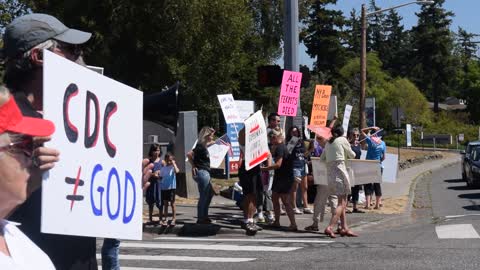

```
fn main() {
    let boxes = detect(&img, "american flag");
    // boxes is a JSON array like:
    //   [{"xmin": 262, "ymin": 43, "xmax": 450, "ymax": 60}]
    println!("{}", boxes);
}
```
[{"xmin": 216, "ymin": 133, "xmax": 233, "ymax": 156}]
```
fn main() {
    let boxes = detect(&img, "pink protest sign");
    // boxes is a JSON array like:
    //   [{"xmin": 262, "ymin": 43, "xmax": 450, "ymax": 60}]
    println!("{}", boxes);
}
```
[
  {"xmin": 307, "ymin": 125, "xmax": 332, "ymax": 140},
  {"xmin": 277, "ymin": 70, "xmax": 302, "ymax": 116}
]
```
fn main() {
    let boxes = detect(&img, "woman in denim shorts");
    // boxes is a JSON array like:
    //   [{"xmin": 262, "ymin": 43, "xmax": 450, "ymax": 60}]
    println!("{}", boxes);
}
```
[{"xmin": 286, "ymin": 126, "xmax": 312, "ymax": 214}]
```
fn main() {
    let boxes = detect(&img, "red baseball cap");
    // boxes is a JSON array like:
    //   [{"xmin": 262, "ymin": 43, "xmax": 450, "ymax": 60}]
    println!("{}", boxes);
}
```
[{"xmin": 0, "ymin": 96, "xmax": 55, "ymax": 137}]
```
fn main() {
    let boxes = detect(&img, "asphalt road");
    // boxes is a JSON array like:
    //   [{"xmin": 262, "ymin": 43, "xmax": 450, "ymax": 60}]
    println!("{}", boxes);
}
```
[{"xmin": 97, "ymin": 162, "xmax": 480, "ymax": 270}]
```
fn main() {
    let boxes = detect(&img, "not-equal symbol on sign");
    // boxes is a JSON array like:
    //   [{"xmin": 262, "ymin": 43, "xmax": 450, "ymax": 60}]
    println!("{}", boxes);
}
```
[{"xmin": 65, "ymin": 166, "xmax": 85, "ymax": 211}]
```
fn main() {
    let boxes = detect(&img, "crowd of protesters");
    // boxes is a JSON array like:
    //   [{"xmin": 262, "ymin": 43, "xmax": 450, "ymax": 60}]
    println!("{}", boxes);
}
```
[{"xmin": 0, "ymin": 12, "xmax": 388, "ymax": 270}]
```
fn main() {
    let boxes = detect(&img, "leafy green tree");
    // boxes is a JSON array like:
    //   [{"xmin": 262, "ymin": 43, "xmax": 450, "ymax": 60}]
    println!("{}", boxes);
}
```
[
  {"xmin": 301, "ymin": 0, "xmax": 346, "ymax": 83},
  {"xmin": 410, "ymin": 0, "xmax": 456, "ymax": 113},
  {"xmin": 10, "ymin": 0, "xmax": 284, "ymax": 127},
  {"xmin": 367, "ymin": 0, "xmax": 386, "ymax": 54}
]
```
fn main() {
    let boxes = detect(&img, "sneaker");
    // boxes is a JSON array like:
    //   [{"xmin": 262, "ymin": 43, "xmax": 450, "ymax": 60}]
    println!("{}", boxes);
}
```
[
  {"xmin": 253, "ymin": 223, "xmax": 263, "ymax": 231},
  {"xmin": 280, "ymin": 209, "xmax": 286, "ymax": 216},
  {"xmin": 257, "ymin": 216, "xmax": 266, "ymax": 223},
  {"xmin": 245, "ymin": 222, "xmax": 258, "ymax": 232},
  {"xmin": 303, "ymin": 208, "xmax": 314, "ymax": 214},
  {"xmin": 293, "ymin": 208, "xmax": 303, "ymax": 215}
]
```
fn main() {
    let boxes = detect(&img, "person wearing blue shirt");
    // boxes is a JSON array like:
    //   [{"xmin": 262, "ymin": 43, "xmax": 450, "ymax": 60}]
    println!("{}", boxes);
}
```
[
  {"xmin": 159, "ymin": 152, "xmax": 179, "ymax": 226},
  {"xmin": 361, "ymin": 126, "xmax": 386, "ymax": 210}
]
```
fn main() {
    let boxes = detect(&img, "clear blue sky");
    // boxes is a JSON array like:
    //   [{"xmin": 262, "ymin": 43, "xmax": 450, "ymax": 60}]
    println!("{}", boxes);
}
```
[{"xmin": 297, "ymin": 0, "xmax": 480, "ymax": 68}]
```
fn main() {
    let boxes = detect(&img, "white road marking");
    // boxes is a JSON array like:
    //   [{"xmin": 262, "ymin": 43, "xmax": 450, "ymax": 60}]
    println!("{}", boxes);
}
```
[
  {"xmin": 444, "ymin": 214, "xmax": 480, "ymax": 219},
  {"xmin": 120, "ymin": 242, "xmax": 301, "ymax": 252},
  {"xmin": 99, "ymin": 267, "xmax": 196, "ymax": 270},
  {"xmin": 96, "ymin": 254, "xmax": 255, "ymax": 262},
  {"xmin": 435, "ymin": 224, "xmax": 480, "ymax": 239},
  {"xmin": 153, "ymin": 236, "xmax": 334, "ymax": 243}
]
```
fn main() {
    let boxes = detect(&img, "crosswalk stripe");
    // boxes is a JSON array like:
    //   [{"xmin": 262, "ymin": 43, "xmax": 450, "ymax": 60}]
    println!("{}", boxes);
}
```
[
  {"xmin": 99, "ymin": 267, "xmax": 196, "ymax": 270},
  {"xmin": 120, "ymin": 242, "xmax": 301, "ymax": 252},
  {"xmin": 154, "ymin": 236, "xmax": 334, "ymax": 244},
  {"xmin": 435, "ymin": 224, "xmax": 480, "ymax": 239},
  {"xmin": 96, "ymin": 254, "xmax": 255, "ymax": 262}
]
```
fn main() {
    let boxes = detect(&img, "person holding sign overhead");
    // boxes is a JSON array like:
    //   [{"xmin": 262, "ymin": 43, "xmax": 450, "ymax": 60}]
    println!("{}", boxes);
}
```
[
  {"xmin": 320, "ymin": 125, "xmax": 358, "ymax": 238},
  {"xmin": 361, "ymin": 126, "xmax": 386, "ymax": 210},
  {"xmin": 187, "ymin": 127, "xmax": 216, "ymax": 224},
  {"xmin": 0, "ymin": 88, "xmax": 57, "ymax": 269}
]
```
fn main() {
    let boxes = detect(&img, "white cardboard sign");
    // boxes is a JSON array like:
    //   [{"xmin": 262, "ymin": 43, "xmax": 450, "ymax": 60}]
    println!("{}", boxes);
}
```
[
  {"xmin": 347, "ymin": 159, "xmax": 382, "ymax": 185},
  {"xmin": 311, "ymin": 157, "xmax": 328, "ymax": 186},
  {"xmin": 312, "ymin": 158, "xmax": 381, "ymax": 186},
  {"xmin": 42, "ymin": 50, "xmax": 143, "ymax": 240},
  {"xmin": 406, "ymin": 124, "xmax": 412, "ymax": 147},
  {"xmin": 342, "ymin": 104, "xmax": 353, "ymax": 136},
  {"xmin": 208, "ymin": 144, "xmax": 230, "ymax": 168},
  {"xmin": 217, "ymin": 94, "xmax": 241, "ymax": 124},
  {"xmin": 360, "ymin": 150, "xmax": 398, "ymax": 183},
  {"xmin": 244, "ymin": 110, "xmax": 269, "ymax": 170}
]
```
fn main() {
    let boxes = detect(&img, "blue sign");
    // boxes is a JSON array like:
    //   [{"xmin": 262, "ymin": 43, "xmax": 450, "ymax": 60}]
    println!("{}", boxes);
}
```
[{"xmin": 227, "ymin": 122, "xmax": 243, "ymax": 161}]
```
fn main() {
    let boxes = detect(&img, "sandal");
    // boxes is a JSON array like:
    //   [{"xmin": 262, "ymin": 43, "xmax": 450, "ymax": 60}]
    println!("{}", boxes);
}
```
[
  {"xmin": 340, "ymin": 229, "xmax": 358, "ymax": 237},
  {"xmin": 159, "ymin": 220, "xmax": 167, "ymax": 226},
  {"xmin": 324, "ymin": 227, "xmax": 336, "ymax": 238},
  {"xmin": 170, "ymin": 220, "xmax": 176, "ymax": 226},
  {"xmin": 346, "ymin": 209, "xmax": 353, "ymax": 214},
  {"xmin": 304, "ymin": 225, "xmax": 319, "ymax": 232}
]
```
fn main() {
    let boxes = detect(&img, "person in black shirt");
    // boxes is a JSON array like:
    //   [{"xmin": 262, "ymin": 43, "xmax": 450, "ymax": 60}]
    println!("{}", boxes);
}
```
[
  {"xmin": 348, "ymin": 128, "xmax": 365, "ymax": 214},
  {"xmin": 187, "ymin": 126, "xmax": 215, "ymax": 224},
  {"xmin": 261, "ymin": 128, "xmax": 297, "ymax": 231},
  {"xmin": 2, "ymin": 13, "xmax": 100, "ymax": 270}
]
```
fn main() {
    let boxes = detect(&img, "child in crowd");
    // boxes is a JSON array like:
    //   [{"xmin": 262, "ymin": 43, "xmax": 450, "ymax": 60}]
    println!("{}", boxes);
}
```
[{"xmin": 159, "ymin": 152, "xmax": 179, "ymax": 226}]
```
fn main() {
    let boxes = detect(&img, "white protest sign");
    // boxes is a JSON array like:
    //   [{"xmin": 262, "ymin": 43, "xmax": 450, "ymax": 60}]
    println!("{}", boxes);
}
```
[
  {"xmin": 360, "ymin": 150, "xmax": 398, "ymax": 183},
  {"xmin": 244, "ymin": 110, "xmax": 269, "ymax": 170},
  {"xmin": 347, "ymin": 159, "xmax": 382, "ymax": 185},
  {"xmin": 406, "ymin": 124, "xmax": 412, "ymax": 147},
  {"xmin": 42, "ymin": 50, "xmax": 143, "ymax": 240},
  {"xmin": 208, "ymin": 144, "xmax": 230, "ymax": 168},
  {"xmin": 327, "ymin": 95, "xmax": 337, "ymax": 120},
  {"xmin": 286, "ymin": 136, "xmax": 299, "ymax": 154},
  {"xmin": 311, "ymin": 157, "xmax": 328, "ymax": 185},
  {"xmin": 342, "ymin": 104, "xmax": 353, "ymax": 136},
  {"xmin": 235, "ymin": 100, "xmax": 255, "ymax": 121},
  {"xmin": 218, "ymin": 94, "xmax": 242, "ymax": 124}
]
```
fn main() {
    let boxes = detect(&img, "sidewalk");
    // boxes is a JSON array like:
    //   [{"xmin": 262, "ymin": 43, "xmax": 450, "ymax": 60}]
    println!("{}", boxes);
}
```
[{"xmin": 143, "ymin": 153, "xmax": 461, "ymax": 238}]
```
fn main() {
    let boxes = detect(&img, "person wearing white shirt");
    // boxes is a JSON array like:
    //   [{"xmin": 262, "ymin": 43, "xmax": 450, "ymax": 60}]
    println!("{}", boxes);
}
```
[{"xmin": 0, "ymin": 88, "xmax": 59, "ymax": 269}]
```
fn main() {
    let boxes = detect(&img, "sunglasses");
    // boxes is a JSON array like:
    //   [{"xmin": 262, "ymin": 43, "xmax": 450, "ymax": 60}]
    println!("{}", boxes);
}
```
[
  {"xmin": 0, "ymin": 137, "xmax": 34, "ymax": 158},
  {"xmin": 55, "ymin": 42, "xmax": 82, "ymax": 58}
]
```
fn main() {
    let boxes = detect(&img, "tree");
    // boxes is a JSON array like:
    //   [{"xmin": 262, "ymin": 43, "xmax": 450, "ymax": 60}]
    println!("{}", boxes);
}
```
[
  {"xmin": 367, "ymin": 0, "xmax": 386, "ymax": 54},
  {"xmin": 301, "ymin": 0, "xmax": 346, "ymax": 83},
  {"xmin": 454, "ymin": 27, "xmax": 479, "ymax": 72},
  {"xmin": 382, "ymin": 10, "xmax": 409, "ymax": 77},
  {"xmin": 344, "ymin": 8, "xmax": 361, "ymax": 58},
  {"xmin": 410, "ymin": 0, "xmax": 456, "ymax": 113},
  {"xmin": 11, "ymin": 0, "xmax": 284, "ymax": 127}
]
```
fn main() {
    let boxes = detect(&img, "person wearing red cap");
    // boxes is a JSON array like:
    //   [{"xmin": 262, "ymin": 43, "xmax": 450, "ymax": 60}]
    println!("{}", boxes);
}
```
[{"xmin": 0, "ymin": 87, "xmax": 58, "ymax": 269}]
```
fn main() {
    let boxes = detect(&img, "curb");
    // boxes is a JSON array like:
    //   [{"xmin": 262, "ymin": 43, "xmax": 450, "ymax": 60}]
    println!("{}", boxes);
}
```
[{"xmin": 405, "ymin": 159, "xmax": 459, "ymax": 216}]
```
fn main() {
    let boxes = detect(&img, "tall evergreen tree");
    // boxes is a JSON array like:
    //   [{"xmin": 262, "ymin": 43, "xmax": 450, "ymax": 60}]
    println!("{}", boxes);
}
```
[
  {"xmin": 410, "ymin": 0, "xmax": 456, "ymax": 113},
  {"xmin": 301, "ymin": 0, "xmax": 346, "ymax": 82},
  {"xmin": 344, "ymin": 8, "xmax": 361, "ymax": 58},
  {"xmin": 382, "ymin": 10, "xmax": 408, "ymax": 77},
  {"xmin": 454, "ymin": 27, "xmax": 479, "ymax": 72},
  {"xmin": 367, "ymin": 0, "xmax": 386, "ymax": 54}
]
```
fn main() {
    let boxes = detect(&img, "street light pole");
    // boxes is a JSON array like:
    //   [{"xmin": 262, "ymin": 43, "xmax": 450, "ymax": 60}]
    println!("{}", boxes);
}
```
[
  {"xmin": 360, "ymin": 4, "xmax": 367, "ymax": 130},
  {"xmin": 359, "ymin": 0, "xmax": 434, "ymax": 130}
]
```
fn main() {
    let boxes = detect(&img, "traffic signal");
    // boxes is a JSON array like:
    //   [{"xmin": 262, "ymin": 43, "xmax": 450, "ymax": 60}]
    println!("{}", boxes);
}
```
[{"xmin": 257, "ymin": 65, "xmax": 282, "ymax": 87}]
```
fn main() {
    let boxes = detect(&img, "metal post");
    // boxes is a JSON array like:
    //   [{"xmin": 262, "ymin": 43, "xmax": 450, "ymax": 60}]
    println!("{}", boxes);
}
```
[
  {"xmin": 284, "ymin": 0, "xmax": 302, "ymax": 132},
  {"xmin": 360, "ymin": 4, "xmax": 367, "ymax": 130}
]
